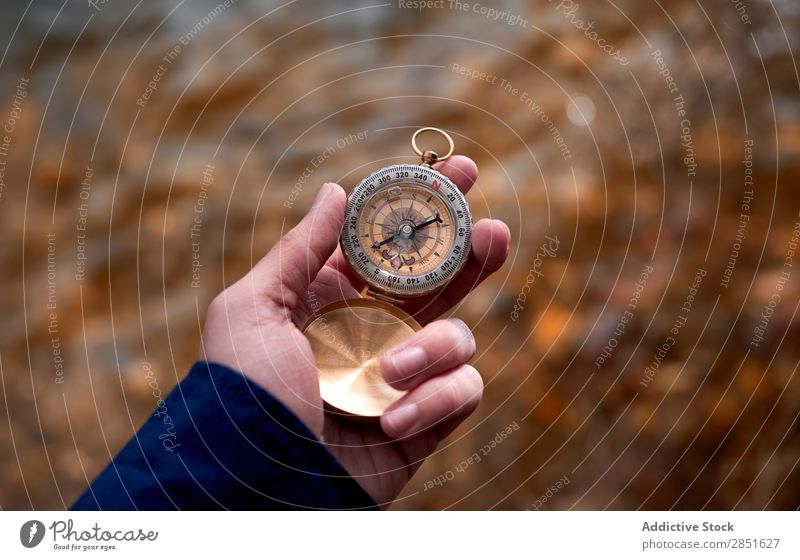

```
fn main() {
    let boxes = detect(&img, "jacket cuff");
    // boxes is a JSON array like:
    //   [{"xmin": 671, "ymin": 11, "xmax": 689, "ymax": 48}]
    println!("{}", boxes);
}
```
[{"xmin": 72, "ymin": 360, "xmax": 378, "ymax": 510}]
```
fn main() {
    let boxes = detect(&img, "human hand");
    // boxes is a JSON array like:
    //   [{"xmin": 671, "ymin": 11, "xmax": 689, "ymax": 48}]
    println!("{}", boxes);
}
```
[{"xmin": 200, "ymin": 156, "xmax": 510, "ymax": 506}]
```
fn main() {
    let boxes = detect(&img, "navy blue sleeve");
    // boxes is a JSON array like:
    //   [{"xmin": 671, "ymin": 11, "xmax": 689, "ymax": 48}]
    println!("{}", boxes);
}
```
[{"xmin": 72, "ymin": 361, "xmax": 378, "ymax": 510}]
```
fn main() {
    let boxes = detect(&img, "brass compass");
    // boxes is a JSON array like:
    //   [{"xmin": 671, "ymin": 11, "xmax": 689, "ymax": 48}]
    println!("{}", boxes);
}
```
[{"xmin": 302, "ymin": 128, "xmax": 472, "ymax": 418}]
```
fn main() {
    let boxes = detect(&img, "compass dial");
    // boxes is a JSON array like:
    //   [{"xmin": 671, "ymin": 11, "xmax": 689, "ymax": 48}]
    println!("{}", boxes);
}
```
[{"xmin": 342, "ymin": 164, "xmax": 471, "ymax": 297}]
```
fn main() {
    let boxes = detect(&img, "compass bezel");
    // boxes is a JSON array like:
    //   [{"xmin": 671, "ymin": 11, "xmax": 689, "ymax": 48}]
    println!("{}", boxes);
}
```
[{"xmin": 341, "ymin": 163, "xmax": 472, "ymax": 298}]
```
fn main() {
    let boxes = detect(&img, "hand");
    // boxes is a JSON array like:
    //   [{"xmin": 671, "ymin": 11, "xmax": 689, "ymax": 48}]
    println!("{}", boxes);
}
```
[{"xmin": 200, "ymin": 156, "xmax": 510, "ymax": 507}]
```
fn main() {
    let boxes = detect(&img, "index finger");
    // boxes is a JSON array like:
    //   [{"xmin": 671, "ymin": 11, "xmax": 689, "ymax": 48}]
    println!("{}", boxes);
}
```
[{"xmin": 432, "ymin": 154, "xmax": 478, "ymax": 195}]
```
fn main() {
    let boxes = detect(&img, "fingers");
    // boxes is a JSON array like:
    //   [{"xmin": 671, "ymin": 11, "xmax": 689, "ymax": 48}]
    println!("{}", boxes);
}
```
[
  {"xmin": 250, "ymin": 183, "xmax": 346, "ymax": 311},
  {"xmin": 405, "ymin": 218, "xmax": 511, "ymax": 324},
  {"xmin": 432, "ymin": 155, "xmax": 478, "ymax": 195},
  {"xmin": 380, "ymin": 318, "xmax": 476, "ymax": 391},
  {"xmin": 380, "ymin": 364, "xmax": 483, "ymax": 440},
  {"xmin": 325, "ymin": 245, "xmax": 366, "ymax": 293}
]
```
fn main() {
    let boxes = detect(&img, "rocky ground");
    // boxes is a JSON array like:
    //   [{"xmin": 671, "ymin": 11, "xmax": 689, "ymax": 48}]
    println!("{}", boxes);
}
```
[{"xmin": 1, "ymin": 0, "xmax": 799, "ymax": 509}]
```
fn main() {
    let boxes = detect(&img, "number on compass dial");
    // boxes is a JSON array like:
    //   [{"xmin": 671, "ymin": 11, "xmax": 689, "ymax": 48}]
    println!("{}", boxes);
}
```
[{"xmin": 359, "ymin": 184, "xmax": 453, "ymax": 277}]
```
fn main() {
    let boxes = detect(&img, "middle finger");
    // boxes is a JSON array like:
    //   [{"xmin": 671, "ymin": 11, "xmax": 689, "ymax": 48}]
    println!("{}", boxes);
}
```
[{"xmin": 380, "ymin": 318, "xmax": 476, "ymax": 391}]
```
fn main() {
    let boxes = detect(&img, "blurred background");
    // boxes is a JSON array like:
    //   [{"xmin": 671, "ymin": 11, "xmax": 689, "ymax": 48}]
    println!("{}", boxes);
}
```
[{"xmin": 1, "ymin": 0, "xmax": 800, "ymax": 510}]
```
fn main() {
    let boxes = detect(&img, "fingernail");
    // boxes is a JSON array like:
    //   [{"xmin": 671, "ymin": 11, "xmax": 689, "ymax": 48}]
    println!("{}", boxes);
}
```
[
  {"xmin": 385, "ymin": 346, "xmax": 428, "ymax": 383},
  {"xmin": 384, "ymin": 403, "xmax": 419, "ymax": 436},
  {"xmin": 311, "ymin": 183, "xmax": 332, "ymax": 209}
]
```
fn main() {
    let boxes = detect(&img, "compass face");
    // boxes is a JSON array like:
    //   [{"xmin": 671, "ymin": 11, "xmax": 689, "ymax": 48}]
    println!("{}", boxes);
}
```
[{"xmin": 341, "ymin": 164, "xmax": 472, "ymax": 297}]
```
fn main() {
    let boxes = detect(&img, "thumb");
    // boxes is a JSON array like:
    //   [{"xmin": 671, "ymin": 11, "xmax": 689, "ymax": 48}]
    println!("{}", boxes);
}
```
[{"xmin": 254, "ymin": 182, "xmax": 346, "ymax": 311}]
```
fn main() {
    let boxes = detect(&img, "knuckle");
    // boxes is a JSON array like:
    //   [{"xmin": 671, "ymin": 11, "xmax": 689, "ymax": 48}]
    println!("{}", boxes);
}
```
[
  {"xmin": 437, "ymin": 366, "xmax": 483, "ymax": 415},
  {"xmin": 436, "ymin": 380, "xmax": 464, "ymax": 412},
  {"xmin": 379, "ymin": 353, "xmax": 403, "ymax": 383}
]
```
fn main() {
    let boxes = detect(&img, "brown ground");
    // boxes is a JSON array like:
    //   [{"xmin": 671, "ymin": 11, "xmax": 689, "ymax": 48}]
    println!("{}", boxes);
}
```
[{"xmin": 1, "ymin": 0, "xmax": 799, "ymax": 510}]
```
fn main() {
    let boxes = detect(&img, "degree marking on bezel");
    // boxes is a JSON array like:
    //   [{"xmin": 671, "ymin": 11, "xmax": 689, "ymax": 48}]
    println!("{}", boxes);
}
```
[{"xmin": 341, "ymin": 164, "xmax": 472, "ymax": 298}]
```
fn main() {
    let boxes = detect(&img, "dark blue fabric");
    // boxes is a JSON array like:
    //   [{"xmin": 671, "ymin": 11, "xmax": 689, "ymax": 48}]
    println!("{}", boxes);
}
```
[{"xmin": 72, "ymin": 361, "xmax": 377, "ymax": 510}]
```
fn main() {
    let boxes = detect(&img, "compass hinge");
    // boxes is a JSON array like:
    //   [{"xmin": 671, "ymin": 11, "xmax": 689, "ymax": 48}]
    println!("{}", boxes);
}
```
[{"xmin": 365, "ymin": 289, "xmax": 405, "ymax": 306}]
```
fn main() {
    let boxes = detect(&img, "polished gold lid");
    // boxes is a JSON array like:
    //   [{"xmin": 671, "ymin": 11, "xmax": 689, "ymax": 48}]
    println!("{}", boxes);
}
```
[{"xmin": 302, "ymin": 298, "xmax": 421, "ymax": 418}]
